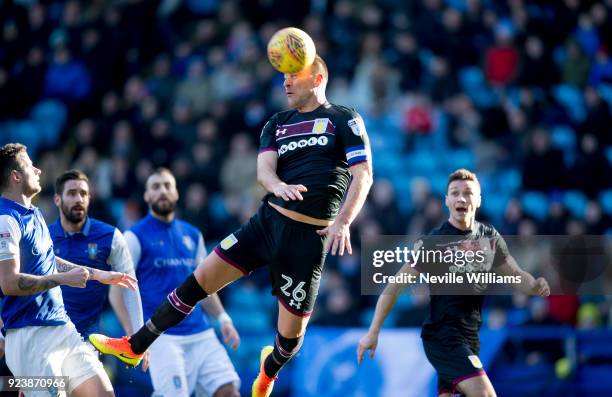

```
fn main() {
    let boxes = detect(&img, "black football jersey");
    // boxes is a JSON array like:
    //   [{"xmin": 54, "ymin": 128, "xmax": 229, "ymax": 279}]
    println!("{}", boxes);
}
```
[
  {"xmin": 417, "ymin": 221, "xmax": 511, "ymax": 345},
  {"xmin": 259, "ymin": 102, "xmax": 370, "ymax": 219}
]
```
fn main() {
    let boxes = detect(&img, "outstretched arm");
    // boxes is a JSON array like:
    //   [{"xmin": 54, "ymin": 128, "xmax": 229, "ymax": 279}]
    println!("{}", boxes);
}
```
[
  {"xmin": 0, "ymin": 215, "xmax": 87, "ymax": 295},
  {"xmin": 357, "ymin": 263, "xmax": 418, "ymax": 363},
  {"xmin": 0, "ymin": 258, "xmax": 89, "ymax": 295},
  {"xmin": 56, "ymin": 256, "xmax": 137, "ymax": 290},
  {"xmin": 497, "ymin": 255, "xmax": 550, "ymax": 296}
]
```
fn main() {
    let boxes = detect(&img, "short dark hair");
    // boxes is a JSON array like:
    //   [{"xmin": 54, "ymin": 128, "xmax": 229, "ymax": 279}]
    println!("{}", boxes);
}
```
[
  {"xmin": 152, "ymin": 167, "xmax": 173, "ymax": 178},
  {"xmin": 0, "ymin": 143, "xmax": 27, "ymax": 191},
  {"xmin": 55, "ymin": 169, "xmax": 89, "ymax": 195},
  {"xmin": 311, "ymin": 54, "xmax": 328, "ymax": 83},
  {"xmin": 447, "ymin": 168, "xmax": 480, "ymax": 191},
  {"xmin": 145, "ymin": 167, "xmax": 174, "ymax": 187}
]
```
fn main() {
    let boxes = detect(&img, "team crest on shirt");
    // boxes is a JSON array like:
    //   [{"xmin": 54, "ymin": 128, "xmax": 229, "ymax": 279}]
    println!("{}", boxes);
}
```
[
  {"xmin": 182, "ymin": 235, "xmax": 194, "ymax": 251},
  {"xmin": 220, "ymin": 233, "xmax": 238, "ymax": 250},
  {"xmin": 347, "ymin": 117, "xmax": 365, "ymax": 136},
  {"xmin": 468, "ymin": 355, "xmax": 483, "ymax": 369},
  {"xmin": 312, "ymin": 118, "xmax": 329, "ymax": 134},
  {"xmin": 87, "ymin": 243, "xmax": 98, "ymax": 259}
]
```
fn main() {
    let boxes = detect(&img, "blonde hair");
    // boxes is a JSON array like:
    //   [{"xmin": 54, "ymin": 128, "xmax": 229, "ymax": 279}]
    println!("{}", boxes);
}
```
[{"xmin": 310, "ymin": 55, "xmax": 328, "ymax": 83}]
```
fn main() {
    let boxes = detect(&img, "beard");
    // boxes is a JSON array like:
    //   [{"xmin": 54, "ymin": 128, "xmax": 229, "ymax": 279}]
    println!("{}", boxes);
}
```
[
  {"xmin": 151, "ymin": 199, "xmax": 176, "ymax": 216},
  {"xmin": 61, "ymin": 202, "xmax": 87, "ymax": 224}
]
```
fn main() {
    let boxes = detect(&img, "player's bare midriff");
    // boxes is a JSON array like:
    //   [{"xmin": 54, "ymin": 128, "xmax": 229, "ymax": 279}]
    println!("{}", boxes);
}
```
[{"xmin": 267, "ymin": 201, "xmax": 333, "ymax": 227}]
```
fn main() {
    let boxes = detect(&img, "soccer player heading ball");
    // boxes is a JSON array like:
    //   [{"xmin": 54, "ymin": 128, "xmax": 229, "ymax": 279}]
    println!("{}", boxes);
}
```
[{"xmin": 90, "ymin": 28, "xmax": 373, "ymax": 397}]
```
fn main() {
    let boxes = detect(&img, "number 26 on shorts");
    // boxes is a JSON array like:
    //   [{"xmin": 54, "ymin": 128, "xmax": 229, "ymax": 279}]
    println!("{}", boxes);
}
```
[{"xmin": 280, "ymin": 274, "xmax": 306, "ymax": 310}]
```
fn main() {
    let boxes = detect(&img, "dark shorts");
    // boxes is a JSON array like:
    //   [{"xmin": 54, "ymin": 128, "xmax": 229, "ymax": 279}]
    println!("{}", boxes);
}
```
[
  {"xmin": 422, "ymin": 338, "xmax": 486, "ymax": 395},
  {"xmin": 213, "ymin": 203, "xmax": 327, "ymax": 316}
]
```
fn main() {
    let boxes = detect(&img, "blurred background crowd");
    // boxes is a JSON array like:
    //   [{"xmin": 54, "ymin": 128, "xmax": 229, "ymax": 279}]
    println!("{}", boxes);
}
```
[{"xmin": 1, "ymin": 0, "xmax": 611, "ymax": 395}]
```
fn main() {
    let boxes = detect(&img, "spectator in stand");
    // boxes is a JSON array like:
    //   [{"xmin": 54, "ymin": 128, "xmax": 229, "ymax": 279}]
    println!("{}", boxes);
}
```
[
  {"xmin": 519, "ymin": 35, "xmax": 558, "ymax": 88},
  {"xmin": 589, "ymin": 47, "xmax": 612, "ymax": 86},
  {"xmin": 426, "ymin": 56, "xmax": 458, "ymax": 103},
  {"xmin": 388, "ymin": 31, "xmax": 422, "ymax": 92},
  {"xmin": 485, "ymin": 24, "xmax": 519, "ymax": 86},
  {"xmin": 219, "ymin": 133, "xmax": 257, "ymax": 197},
  {"xmin": 44, "ymin": 44, "xmax": 91, "ymax": 104},
  {"xmin": 522, "ymin": 128, "xmax": 567, "ymax": 192},
  {"xmin": 174, "ymin": 58, "xmax": 211, "ymax": 118},
  {"xmin": 369, "ymin": 179, "xmax": 406, "ymax": 235},
  {"xmin": 561, "ymin": 39, "xmax": 591, "ymax": 88},
  {"xmin": 500, "ymin": 198, "xmax": 524, "ymax": 235},
  {"xmin": 571, "ymin": 134, "xmax": 611, "ymax": 198},
  {"xmin": 581, "ymin": 86, "xmax": 612, "ymax": 146}
]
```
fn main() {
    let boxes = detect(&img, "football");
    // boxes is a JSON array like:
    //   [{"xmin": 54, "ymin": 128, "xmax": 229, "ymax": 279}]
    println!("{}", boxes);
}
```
[{"xmin": 267, "ymin": 27, "xmax": 316, "ymax": 74}]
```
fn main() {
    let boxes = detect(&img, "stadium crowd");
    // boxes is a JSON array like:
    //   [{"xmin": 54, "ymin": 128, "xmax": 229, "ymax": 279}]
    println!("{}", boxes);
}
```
[{"xmin": 1, "ymin": 0, "xmax": 611, "ymax": 390}]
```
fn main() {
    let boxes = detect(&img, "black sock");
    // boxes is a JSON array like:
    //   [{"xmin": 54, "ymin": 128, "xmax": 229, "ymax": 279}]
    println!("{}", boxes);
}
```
[
  {"xmin": 263, "ymin": 333, "xmax": 303, "ymax": 378},
  {"xmin": 129, "ymin": 274, "xmax": 208, "ymax": 354}
]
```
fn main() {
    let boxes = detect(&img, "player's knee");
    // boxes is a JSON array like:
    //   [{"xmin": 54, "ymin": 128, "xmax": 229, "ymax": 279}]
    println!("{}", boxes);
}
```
[{"xmin": 212, "ymin": 382, "xmax": 239, "ymax": 397}]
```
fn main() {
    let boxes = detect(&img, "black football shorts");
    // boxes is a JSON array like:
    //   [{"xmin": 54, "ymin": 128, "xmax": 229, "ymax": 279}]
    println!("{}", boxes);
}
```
[
  {"xmin": 422, "ymin": 338, "xmax": 486, "ymax": 395},
  {"xmin": 213, "ymin": 202, "xmax": 327, "ymax": 316}
]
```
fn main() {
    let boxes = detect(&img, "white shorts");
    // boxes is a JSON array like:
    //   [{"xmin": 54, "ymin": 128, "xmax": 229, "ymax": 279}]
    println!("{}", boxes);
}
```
[
  {"xmin": 148, "ymin": 328, "xmax": 240, "ymax": 397},
  {"xmin": 4, "ymin": 321, "xmax": 111, "ymax": 397}
]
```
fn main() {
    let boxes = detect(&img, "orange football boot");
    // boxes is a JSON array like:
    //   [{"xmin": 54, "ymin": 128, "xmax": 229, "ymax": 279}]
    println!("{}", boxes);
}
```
[
  {"xmin": 89, "ymin": 334, "xmax": 144, "ymax": 367},
  {"xmin": 251, "ymin": 346, "xmax": 277, "ymax": 397}
]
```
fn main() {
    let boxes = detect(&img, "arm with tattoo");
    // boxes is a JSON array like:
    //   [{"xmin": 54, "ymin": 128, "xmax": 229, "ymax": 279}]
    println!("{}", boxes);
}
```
[
  {"xmin": 55, "ymin": 256, "xmax": 95, "ymax": 279},
  {"xmin": 55, "ymin": 257, "xmax": 137, "ymax": 290},
  {"xmin": 0, "ymin": 258, "xmax": 89, "ymax": 296},
  {"xmin": 0, "ymin": 257, "xmax": 135, "ymax": 297},
  {"xmin": 15, "ymin": 273, "xmax": 61, "ymax": 295},
  {"xmin": 0, "ymin": 258, "xmax": 67, "ymax": 296}
]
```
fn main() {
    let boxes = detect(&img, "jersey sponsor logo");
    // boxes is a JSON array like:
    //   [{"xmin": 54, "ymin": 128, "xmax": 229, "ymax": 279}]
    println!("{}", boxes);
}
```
[
  {"xmin": 348, "ymin": 117, "xmax": 366, "ymax": 136},
  {"xmin": 0, "ymin": 232, "xmax": 11, "ymax": 239},
  {"xmin": 182, "ymin": 235, "xmax": 194, "ymax": 251},
  {"xmin": 278, "ymin": 136, "xmax": 328, "ymax": 155},
  {"xmin": 312, "ymin": 118, "xmax": 329, "ymax": 134},
  {"xmin": 220, "ymin": 233, "xmax": 238, "ymax": 250},
  {"xmin": 276, "ymin": 128, "xmax": 287, "ymax": 136},
  {"xmin": 154, "ymin": 257, "xmax": 197, "ymax": 268},
  {"xmin": 87, "ymin": 243, "xmax": 98, "ymax": 259},
  {"xmin": 468, "ymin": 355, "xmax": 483, "ymax": 369}
]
